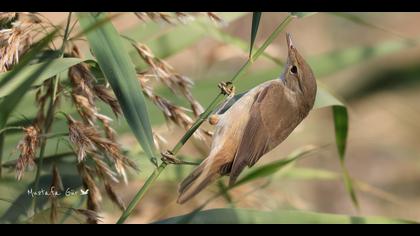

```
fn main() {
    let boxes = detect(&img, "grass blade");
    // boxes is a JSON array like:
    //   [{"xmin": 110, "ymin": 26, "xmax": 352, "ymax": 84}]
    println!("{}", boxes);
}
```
[
  {"xmin": 249, "ymin": 12, "xmax": 262, "ymax": 58},
  {"xmin": 0, "ymin": 58, "xmax": 85, "ymax": 97},
  {"xmin": 333, "ymin": 106, "xmax": 348, "ymax": 161},
  {"xmin": 333, "ymin": 105, "xmax": 359, "ymax": 209},
  {"xmin": 77, "ymin": 12, "xmax": 157, "ymax": 164},
  {"xmin": 234, "ymin": 145, "xmax": 318, "ymax": 187}
]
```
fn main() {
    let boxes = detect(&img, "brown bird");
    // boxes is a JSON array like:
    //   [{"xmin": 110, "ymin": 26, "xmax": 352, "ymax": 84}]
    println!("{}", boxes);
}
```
[{"xmin": 177, "ymin": 33, "xmax": 317, "ymax": 204}]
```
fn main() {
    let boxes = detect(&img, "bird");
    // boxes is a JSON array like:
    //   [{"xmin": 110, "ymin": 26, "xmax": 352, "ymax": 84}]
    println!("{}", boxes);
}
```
[{"xmin": 177, "ymin": 33, "xmax": 317, "ymax": 204}]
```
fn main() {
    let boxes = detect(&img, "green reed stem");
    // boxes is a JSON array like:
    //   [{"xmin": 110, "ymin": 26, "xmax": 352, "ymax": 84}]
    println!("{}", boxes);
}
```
[
  {"xmin": 31, "ymin": 12, "xmax": 73, "ymax": 216},
  {"xmin": 117, "ymin": 14, "xmax": 294, "ymax": 224},
  {"xmin": 0, "ymin": 133, "xmax": 4, "ymax": 178}
]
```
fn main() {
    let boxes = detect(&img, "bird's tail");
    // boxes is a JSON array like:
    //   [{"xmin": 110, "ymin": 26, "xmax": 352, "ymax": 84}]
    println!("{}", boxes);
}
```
[{"xmin": 177, "ymin": 158, "xmax": 222, "ymax": 204}]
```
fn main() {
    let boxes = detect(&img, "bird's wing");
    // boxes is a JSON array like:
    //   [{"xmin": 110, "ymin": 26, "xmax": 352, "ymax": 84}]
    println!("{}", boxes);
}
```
[{"xmin": 229, "ymin": 81, "xmax": 297, "ymax": 185}]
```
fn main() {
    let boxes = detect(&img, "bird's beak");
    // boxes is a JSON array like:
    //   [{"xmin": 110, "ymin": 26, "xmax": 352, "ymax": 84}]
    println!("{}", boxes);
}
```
[{"xmin": 286, "ymin": 32, "xmax": 294, "ymax": 49}]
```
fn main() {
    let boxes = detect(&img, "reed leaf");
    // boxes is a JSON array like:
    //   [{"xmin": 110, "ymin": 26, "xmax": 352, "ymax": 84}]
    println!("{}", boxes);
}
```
[
  {"xmin": 0, "ymin": 58, "xmax": 85, "ymax": 98},
  {"xmin": 77, "ymin": 12, "xmax": 157, "ymax": 164},
  {"xmin": 249, "ymin": 12, "xmax": 262, "ymax": 58},
  {"xmin": 234, "ymin": 145, "xmax": 318, "ymax": 187}
]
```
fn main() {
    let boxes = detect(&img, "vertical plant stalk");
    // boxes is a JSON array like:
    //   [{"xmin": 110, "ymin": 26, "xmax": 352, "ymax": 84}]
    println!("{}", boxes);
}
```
[
  {"xmin": 0, "ymin": 133, "xmax": 4, "ymax": 178},
  {"xmin": 333, "ymin": 105, "xmax": 359, "ymax": 210},
  {"xmin": 31, "ymin": 12, "xmax": 73, "ymax": 214},
  {"xmin": 117, "ymin": 15, "xmax": 294, "ymax": 224}
]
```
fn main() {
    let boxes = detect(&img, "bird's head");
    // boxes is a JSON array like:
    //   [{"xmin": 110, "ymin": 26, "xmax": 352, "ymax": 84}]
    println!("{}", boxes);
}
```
[{"xmin": 281, "ymin": 33, "xmax": 317, "ymax": 107}]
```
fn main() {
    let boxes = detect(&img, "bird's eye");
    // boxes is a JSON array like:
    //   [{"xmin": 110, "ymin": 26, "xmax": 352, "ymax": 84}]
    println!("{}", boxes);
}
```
[{"xmin": 290, "ymin": 65, "xmax": 298, "ymax": 75}]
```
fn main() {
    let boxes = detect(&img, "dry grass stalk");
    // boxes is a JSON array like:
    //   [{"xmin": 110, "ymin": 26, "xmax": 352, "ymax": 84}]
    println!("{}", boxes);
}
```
[
  {"xmin": 49, "ymin": 164, "xmax": 63, "ymax": 224},
  {"xmin": 72, "ymin": 208, "xmax": 102, "ymax": 223},
  {"xmin": 67, "ymin": 115, "xmax": 98, "ymax": 162},
  {"xmin": 0, "ymin": 12, "xmax": 44, "ymax": 72},
  {"xmin": 92, "ymin": 154, "xmax": 119, "ymax": 183},
  {"xmin": 153, "ymin": 131, "xmax": 168, "ymax": 152},
  {"xmin": 134, "ymin": 12, "xmax": 224, "ymax": 25},
  {"xmin": 206, "ymin": 12, "xmax": 226, "ymax": 26},
  {"xmin": 138, "ymin": 75, "xmax": 210, "ymax": 141},
  {"xmin": 6, "ymin": 12, "xmax": 141, "ymax": 222},
  {"xmin": 104, "ymin": 182, "xmax": 126, "ymax": 211},
  {"xmin": 77, "ymin": 162, "xmax": 102, "ymax": 224},
  {"xmin": 134, "ymin": 12, "xmax": 195, "ymax": 24},
  {"xmin": 35, "ymin": 78, "xmax": 63, "ymax": 127},
  {"xmin": 69, "ymin": 46, "xmax": 121, "ymax": 123},
  {"xmin": 15, "ymin": 125, "xmax": 40, "ymax": 180},
  {"xmin": 66, "ymin": 45, "xmax": 140, "ymax": 213},
  {"xmin": 92, "ymin": 84, "xmax": 122, "ymax": 117},
  {"xmin": 66, "ymin": 115, "xmax": 137, "ymax": 181},
  {"xmin": 133, "ymin": 43, "xmax": 204, "ymax": 117}
]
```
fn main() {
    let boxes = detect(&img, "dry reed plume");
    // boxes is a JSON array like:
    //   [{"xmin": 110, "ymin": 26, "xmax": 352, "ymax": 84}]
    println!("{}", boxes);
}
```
[{"xmin": 3, "ymin": 12, "xmax": 224, "ymax": 224}]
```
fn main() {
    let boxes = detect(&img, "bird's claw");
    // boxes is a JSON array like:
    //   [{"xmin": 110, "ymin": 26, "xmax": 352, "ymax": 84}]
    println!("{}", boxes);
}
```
[
  {"xmin": 218, "ymin": 81, "xmax": 235, "ymax": 97},
  {"xmin": 161, "ymin": 150, "xmax": 180, "ymax": 164},
  {"xmin": 161, "ymin": 150, "xmax": 199, "ymax": 166}
]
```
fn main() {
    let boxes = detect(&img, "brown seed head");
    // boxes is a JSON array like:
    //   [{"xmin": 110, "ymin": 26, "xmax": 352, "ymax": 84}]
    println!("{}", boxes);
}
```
[{"xmin": 15, "ymin": 125, "xmax": 40, "ymax": 180}]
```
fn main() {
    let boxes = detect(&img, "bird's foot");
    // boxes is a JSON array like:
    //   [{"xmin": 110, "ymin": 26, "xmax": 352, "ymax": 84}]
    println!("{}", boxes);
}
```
[
  {"xmin": 161, "ymin": 150, "xmax": 199, "ymax": 166},
  {"xmin": 218, "ymin": 81, "xmax": 235, "ymax": 98},
  {"xmin": 161, "ymin": 150, "xmax": 181, "ymax": 164}
]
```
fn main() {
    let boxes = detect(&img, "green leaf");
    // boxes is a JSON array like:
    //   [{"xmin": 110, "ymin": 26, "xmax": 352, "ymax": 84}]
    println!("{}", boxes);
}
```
[
  {"xmin": 77, "ymin": 12, "xmax": 157, "ymax": 164},
  {"xmin": 315, "ymin": 88, "xmax": 358, "ymax": 208},
  {"xmin": 234, "ymin": 145, "xmax": 318, "ymax": 187},
  {"xmin": 330, "ymin": 103, "xmax": 358, "ymax": 208},
  {"xmin": 156, "ymin": 208, "xmax": 415, "ymax": 224},
  {"xmin": 0, "ymin": 30, "xmax": 58, "ymax": 129},
  {"xmin": 281, "ymin": 167, "xmax": 340, "ymax": 180},
  {"xmin": 249, "ymin": 12, "xmax": 262, "ymax": 58},
  {"xmin": 314, "ymin": 86, "xmax": 344, "ymax": 108},
  {"xmin": 342, "ymin": 165, "xmax": 359, "ymax": 209},
  {"xmin": 0, "ymin": 58, "xmax": 85, "ymax": 98},
  {"xmin": 290, "ymin": 12, "xmax": 318, "ymax": 19},
  {"xmin": 71, "ymin": 13, "xmax": 122, "ymax": 40},
  {"xmin": 333, "ymin": 106, "xmax": 348, "ymax": 160}
]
